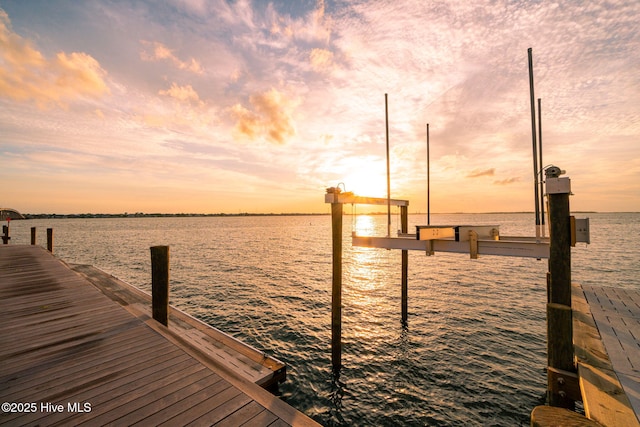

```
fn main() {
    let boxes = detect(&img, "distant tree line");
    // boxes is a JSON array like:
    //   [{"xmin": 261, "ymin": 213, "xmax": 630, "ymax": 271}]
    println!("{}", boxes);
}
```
[{"xmin": 21, "ymin": 212, "xmax": 329, "ymax": 219}]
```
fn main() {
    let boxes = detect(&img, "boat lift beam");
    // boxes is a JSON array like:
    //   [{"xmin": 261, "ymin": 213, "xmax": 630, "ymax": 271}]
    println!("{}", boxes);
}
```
[{"xmin": 351, "ymin": 234, "xmax": 550, "ymax": 259}]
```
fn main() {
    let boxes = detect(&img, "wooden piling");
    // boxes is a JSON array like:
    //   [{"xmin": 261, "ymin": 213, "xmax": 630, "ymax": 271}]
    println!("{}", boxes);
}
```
[
  {"xmin": 31, "ymin": 227, "xmax": 36, "ymax": 245},
  {"xmin": 401, "ymin": 205, "xmax": 408, "ymax": 324},
  {"xmin": 1, "ymin": 225, "xmax": 8, "ymax": 244},
  {"xmin": 150, "ymin": 245, "xmax": 170, "ymax": 326},
  {"xmin": 46, "ymin": 228, "xmax": 53, "ymax": 253},
  {"xmin": 546, "ymin": 173, "xmax": 574, "ymax": 408},
  {"xmin": 331, "ymin": 202, "xmax": 343, "ymax": 371}
]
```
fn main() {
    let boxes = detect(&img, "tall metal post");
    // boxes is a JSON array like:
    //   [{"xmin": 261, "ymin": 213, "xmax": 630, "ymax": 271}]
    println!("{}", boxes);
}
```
[
  {"xmin": 528, "ymin": 48, "xmax": 541, "ymax": 239},
  {"xmin": 331, "ymin": 201, "xmax": 343, "ymax": 371},
  {"xmin": 546, "ymin": 169, "xmax": 574, "ymax": 408},
  {"xmin": 385, "ymin": 94, "xmax": 391, "ymax": 237},
  {"xmin": 538, "ymin": 98, "xmax": 545, "ymax": 237},
  {"xmin": 427, "ymin": 123, "xmax": 430, "ymax": 225}
]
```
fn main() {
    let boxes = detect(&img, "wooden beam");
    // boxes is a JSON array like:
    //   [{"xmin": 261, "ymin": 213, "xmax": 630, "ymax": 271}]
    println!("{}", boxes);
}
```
[{"xmin": 324, "ymin": 192, "xmax": 409, "ymax": 207}]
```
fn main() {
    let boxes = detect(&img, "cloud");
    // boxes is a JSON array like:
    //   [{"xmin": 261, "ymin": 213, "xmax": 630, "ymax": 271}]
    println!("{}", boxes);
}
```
[
  {"xmin": 140, "ymin": 40, "xmax": 203, "ymax": 74},
  {"xmin": 310, "ymin": 48, "xmax": 334, "ymax": 72},
  {"xmin": 466, "ymin": 168, "xmax": 495, "ymax": 178},
  {"xmin": 494, "ymin": 177, "xmax": 521, "ymax": 185},
  {"xmin": 230, "ymin": 88, "xmax": 296, "ymax": 144},
  {"xmin": 159, "ymin": 82, "xmax": 202, "ymax": 105},
  {"xmin": 0, "ymin": 10, "xmax": 108, "ymax": 107}
]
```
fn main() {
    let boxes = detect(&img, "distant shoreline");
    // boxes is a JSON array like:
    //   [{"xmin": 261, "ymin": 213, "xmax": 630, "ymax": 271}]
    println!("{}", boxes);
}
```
[{"xmin": 16, "ymin": 211, "xmax": 606, "ymax": 219}]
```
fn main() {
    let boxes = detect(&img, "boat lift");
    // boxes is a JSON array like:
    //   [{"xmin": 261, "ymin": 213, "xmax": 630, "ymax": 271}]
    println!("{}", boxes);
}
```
[{"xmin": 325, "ymin": 170, "xmax": 590, "ymax": 377}]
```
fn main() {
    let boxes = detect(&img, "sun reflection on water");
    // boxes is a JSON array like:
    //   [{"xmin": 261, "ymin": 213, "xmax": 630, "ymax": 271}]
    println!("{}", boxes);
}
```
[
  {"xmin": 352, "ymin": 213, "xmax": 377, "ymax": 237},
  {"xmin": 345, "ymin": 216, "xmax": 396, "ymax": 341}
]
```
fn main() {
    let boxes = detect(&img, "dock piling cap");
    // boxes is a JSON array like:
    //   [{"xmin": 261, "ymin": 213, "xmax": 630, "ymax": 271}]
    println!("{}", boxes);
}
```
[{"xmin": 531, "ymin": 406, "xmax": 603, "ymax": 427}]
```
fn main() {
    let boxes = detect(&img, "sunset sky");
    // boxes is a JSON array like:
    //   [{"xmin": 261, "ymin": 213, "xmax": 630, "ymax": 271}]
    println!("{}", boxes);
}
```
[{"xmin": 1, "ymin": 0, "xmax": 638, "ymax": 214}]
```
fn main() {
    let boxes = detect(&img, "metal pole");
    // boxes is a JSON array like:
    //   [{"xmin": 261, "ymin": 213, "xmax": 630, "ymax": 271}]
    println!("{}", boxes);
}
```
[
  {"xmin": 427, "ymin": 123, "xmax": 430, "ymax": 225},
  {"xmin": 538, "ymin": 98, "xmax": 545, "ymax": 237},
  {"xmin": 385, "ymin": 93, "xmax": 391, "ymax": 237},
  {"xmin": 528, "ymin": 48, "xmax": 541, "ymax": 239}
]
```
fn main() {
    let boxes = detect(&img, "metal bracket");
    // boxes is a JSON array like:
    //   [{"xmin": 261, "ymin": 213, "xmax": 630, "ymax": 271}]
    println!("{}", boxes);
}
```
[
  {"xmin": 426, "ymin": 240, "xmax": 434, "ymax": 256},
  {"xmin": 570, "ymin": 217, "xmax": 590, "ymax": 246},
  {"xmin": 548, "ymin": 366, "xmax": 581, "ymax": 402}
]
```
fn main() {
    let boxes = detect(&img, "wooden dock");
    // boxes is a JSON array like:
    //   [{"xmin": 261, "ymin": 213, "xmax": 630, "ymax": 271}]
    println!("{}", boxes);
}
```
[
  {"xmin": 572, "ymin": 283, "xmax": 640, "ymax": 427},
  {"xmin": 0, "ymin": 245, "xmax": 319, "ymax": 426}
]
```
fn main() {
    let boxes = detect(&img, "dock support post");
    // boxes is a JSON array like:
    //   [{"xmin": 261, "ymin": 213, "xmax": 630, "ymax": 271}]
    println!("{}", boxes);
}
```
[
  {"xmin": 31, "ymin": 227, "xmax": 36, "ymax": 245},
  {"xmin": 331, "ymin": 201, "xmax": 343, "ymax": 371},
  {"xmin": 47, "ymin": 228, "xmax": 53, "ymax": 253},
  {"xmin": 401, "ymin": 205, "xmax": 408, "ymax": 324},
  {"xmin": 151, "ymin": 245, "xmax": 170, "ymax": 326},
  {"xmin": 546, "ymin": 170, "xmax": 574, "ymax": 408},
  {"xmin": 1, "ymin": 224, "xmax": 9, "ymax": 244}
]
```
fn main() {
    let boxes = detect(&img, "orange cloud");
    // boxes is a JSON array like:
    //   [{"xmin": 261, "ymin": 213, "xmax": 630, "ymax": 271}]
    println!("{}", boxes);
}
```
[
  {"xmin": 159, "ymin": 82, "xmax": 202, "ymax": 104},
  {"xmin": 0, "ymin": 10, "xmax": 108, "ymax": 107},
  {"xmin": 466, "ymin": 168, "xmax": 495, "ymax": 178},
  {"xmin": 310, "ymin": 48, "xmax": 334, "ymax": 72},
  {"xmin": 493, "ymin": 177, "xmax": 521, "ymax": 185},
  {"xmin": 140, "ymin": 40, "xmax": 203, "ymax": 74},
  {"xmin": 230, "ymin": 88, "xmax": 296, "ymax": 144}
]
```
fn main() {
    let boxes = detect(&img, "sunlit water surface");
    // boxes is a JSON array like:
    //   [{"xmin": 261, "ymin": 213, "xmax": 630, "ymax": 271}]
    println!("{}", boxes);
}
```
[{"xmin": 7, "ymin": 213, "xmax": 639, "ymax": 426}]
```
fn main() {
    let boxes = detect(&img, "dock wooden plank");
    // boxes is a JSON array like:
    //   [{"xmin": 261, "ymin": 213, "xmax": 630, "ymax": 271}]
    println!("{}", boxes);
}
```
[
  {"xmin": 29, "ymin": 358, "xmax": 206, "ymax": 426},
  {"xmin": 573, "ymin": 283, "xmax": 640, "ymax": 427},
  {"xmin": 72, "ymin": 264, "xmax": 286, "ymax": 387},
  {"xmin": 151, "ymin": 385, "xmax": 243, "ymax": 426},
  {"xmin": 118, "ymin": 381, "xmax": 251, "ymax": 426},
  {"xmin": 73, "ymin": 372, "xmax": 227, "ymax": 426},
  {"xmin": 0, "ymin": 245, "xmax": 319, "ymax": 427},
  {"xmin": 214, "ymin": 401, "xmax": 266, "ymax": 426},
  {"xmin": 243, "ymin": 409, "xmax": 280, "ymax": 427},
  {"xmin": 0, "ymin": 321, "xmax": 159, "ymax": 382}
]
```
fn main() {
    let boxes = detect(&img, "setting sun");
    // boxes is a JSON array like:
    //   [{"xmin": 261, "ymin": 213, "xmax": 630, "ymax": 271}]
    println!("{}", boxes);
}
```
[{"xmin": 342, "ymin": 159, "xmax": 388, "ymax": 198}]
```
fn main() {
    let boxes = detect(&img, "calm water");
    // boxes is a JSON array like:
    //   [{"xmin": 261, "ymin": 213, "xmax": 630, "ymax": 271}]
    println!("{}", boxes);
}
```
[{"xmin": 6, "ymin": 212, "xmax": 640, "ymax": 426}]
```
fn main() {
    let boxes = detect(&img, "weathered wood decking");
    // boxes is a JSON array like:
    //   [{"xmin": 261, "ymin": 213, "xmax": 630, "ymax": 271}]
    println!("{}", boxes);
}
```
[
  {"xmin": 0, "ymin": 245, "xmax": 319, "ymax": 426},
  {"xmin": 70, "ymin": 264, "xmax": 286, "ymax": 389},
  {"xmin": 573, "ymin": 283, "xmax": 640, "ymax": 426}
]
